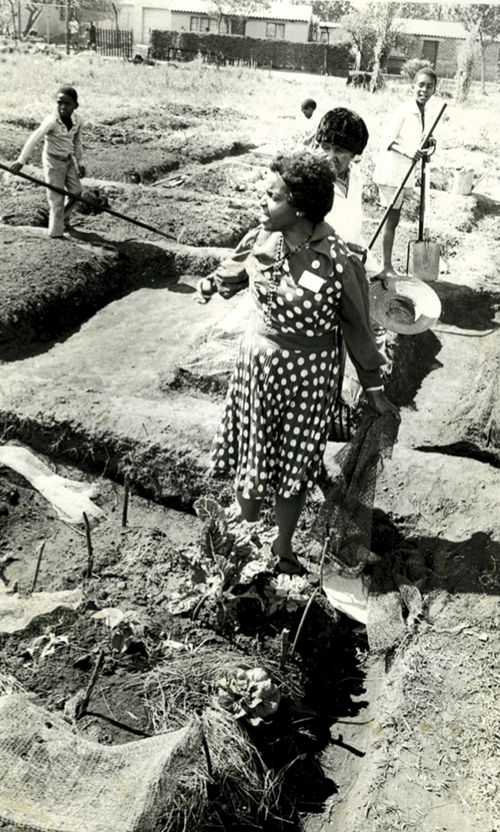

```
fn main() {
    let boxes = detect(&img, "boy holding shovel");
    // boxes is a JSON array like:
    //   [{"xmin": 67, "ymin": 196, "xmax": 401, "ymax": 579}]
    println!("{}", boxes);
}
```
[{"xmin": 373, "ymin": 68, "xmax": 438, "ymax": 276}]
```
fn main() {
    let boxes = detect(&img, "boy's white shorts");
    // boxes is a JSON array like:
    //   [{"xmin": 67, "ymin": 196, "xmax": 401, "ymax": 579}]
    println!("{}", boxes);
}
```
[{"xmin": 378, "ymin": 184, "xmax": 413, "ymax": 210}]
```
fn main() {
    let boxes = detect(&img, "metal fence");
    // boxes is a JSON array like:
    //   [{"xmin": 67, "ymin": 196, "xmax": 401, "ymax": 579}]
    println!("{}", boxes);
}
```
[{"xmin": 95, "ymin": 28, "xmax": 133, "ymax": 59}]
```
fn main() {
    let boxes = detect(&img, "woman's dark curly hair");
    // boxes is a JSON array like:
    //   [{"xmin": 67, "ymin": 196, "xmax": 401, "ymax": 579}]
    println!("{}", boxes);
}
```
[
  {"xmin": 270, "ymin": 150, "xmax": 334, "ymax": 224},
  {"xmin": 315, "ymin": 107, "xmax": 369, "ymax": 156}
]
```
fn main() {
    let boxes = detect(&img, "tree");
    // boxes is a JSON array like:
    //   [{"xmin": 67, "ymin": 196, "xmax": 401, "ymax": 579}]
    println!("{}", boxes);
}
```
[
  {"xmin": 19, "ymin": 0, "xmax": 122, "ymax": 39},
  {"xmin": 368, "ymin": 1, "xmax": 402, "ymax": 91},
  {"xmin": 208, "ymin": 0, "xmax": 271, "ymax": 35},
  {"xmin": 21, "ymin": 0, "xmax": 55, "ymax": 38},
  {"xmin": 308, "ymin": 1, "xmax": 351, "ymax": 21},
  {"xmin": 397, "ymin": 2, "xmax": 450, "ymax": 21},
  {"xmin": 0, "ymin": 0, "xmax": 19, "ymax": 37},
  {"xmin": 342, "ymin": 7, "xmax": 376, "ymax": 70},
  {"xmin": 452, "ymin": 3, "xmax": 500, "ymax": 94},
  {"xmin": 342, "ymin": 0, "xmax": 402, "ymax": 86},
  {"xmin": 454, "ymin": 28, "xmax": 476, "ymax": 103}
]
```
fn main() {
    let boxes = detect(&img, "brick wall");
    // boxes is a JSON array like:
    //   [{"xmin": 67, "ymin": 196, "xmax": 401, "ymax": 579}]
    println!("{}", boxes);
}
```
[{"xmin": 399, "ymin": 34, "xmax": 499, "ymax": 81}]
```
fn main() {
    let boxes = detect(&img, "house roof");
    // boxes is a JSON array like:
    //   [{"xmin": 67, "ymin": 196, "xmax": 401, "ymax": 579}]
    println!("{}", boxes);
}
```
[
  {"xmin": 395, "ymin": 18, "xmax": 469, "ymax": 40},
  {"xmin": 168, "ymin": 0, "xmax": 312, "ymax": 22}
]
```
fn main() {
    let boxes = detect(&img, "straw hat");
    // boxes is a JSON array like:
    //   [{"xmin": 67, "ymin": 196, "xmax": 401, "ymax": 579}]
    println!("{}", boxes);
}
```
[{"xmin": 369, "ymin": 277, "xmax": 441, "ymax": 335}]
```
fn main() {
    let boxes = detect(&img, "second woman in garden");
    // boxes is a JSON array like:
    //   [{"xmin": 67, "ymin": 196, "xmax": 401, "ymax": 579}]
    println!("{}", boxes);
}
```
[{"xmin": 198, "ymin": 150, "xmax": 399, "ymax": 576}]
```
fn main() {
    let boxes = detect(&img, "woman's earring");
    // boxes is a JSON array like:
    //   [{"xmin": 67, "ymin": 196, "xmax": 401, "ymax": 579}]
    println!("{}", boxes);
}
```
[{"xmin": 296, "ymin": 211, "xmax": 302, "ymax": 216}]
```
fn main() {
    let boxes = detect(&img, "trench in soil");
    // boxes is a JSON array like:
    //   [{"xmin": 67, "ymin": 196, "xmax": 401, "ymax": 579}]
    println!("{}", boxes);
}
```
[
  {"xmin": 0, "ymin": 455, "xmax": 375, "ymax": 830},
  {"xmin": 2, "ymin": 429, "xmax": 496, "ymax": 830}
]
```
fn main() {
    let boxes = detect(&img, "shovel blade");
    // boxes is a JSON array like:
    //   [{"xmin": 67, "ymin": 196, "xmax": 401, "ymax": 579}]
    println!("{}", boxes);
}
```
[{"xmin": 410, "ymin": 241, "xmax": 441, "ymax": 282}]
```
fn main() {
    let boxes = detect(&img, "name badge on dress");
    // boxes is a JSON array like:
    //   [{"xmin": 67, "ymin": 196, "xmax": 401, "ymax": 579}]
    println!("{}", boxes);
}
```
[{"xmin": 298, "ymin": 271, "xmax": 325, "ymax": 293}]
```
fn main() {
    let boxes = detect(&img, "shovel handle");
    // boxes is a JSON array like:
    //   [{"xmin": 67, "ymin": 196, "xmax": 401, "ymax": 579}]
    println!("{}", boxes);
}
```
[
  {"xmin": 418, "ymin": 156, "xmax": 426, "ymax": 242},
  {"xmin": 368, "ymin": 102, "xmax": 447, "ymax": 250}
]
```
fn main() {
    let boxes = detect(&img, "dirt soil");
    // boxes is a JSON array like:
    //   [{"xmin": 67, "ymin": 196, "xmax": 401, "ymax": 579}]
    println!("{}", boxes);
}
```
[{"xmin": 0, "ymin": 91, "xmax": 499, "ymax": 832}]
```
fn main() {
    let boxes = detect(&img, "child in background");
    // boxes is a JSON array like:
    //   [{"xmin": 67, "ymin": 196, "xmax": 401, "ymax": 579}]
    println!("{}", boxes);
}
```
[
  {"xmin": 10, "ymin": 86, "xmax": 85, "ymax": 239},
  {"xmin": 301, "ymin": 97, "xmax": 317, "ymax": 121},
  {"xmin": 300, "ymin": 97, "xmax": 318, "ymax": 147},
  {"xmin": 373, "ymin": 68, "xmax": 438, "ymax": 276}
]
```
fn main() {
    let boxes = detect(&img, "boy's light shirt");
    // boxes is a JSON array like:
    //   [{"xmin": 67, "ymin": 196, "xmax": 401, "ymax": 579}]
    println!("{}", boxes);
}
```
[
  {"xmin": 325, "ymin": 162, "xmax": 380, "ymax": 278},
  {"xmin": 18, "ymin": 109, "xmax": 83, "ymax": 164},
  {"xmin": 373, "ymin": 97, "xmax": 436, "ymax": 188}
]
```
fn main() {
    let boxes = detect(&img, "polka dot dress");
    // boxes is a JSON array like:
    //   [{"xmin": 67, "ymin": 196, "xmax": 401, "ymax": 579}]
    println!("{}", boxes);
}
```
[{"xmin": 211, "ymin": 231, "xmax": 346, "ymax": 500}]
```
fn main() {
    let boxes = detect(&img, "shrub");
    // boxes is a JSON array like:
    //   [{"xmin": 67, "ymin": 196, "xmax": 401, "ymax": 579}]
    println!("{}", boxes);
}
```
[
  {"xmin": 150, "ymin": 30, "xmax": 351, "ymax": 76},
  {"xmin": 400, "ymin": 57, "xmax": 433, "ymax": 82}
]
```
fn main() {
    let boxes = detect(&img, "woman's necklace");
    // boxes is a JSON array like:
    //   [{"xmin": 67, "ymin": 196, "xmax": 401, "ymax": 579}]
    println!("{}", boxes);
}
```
[
  {"xmin": 273, "ymin": 231, "xmax": 313, "ymax": 269},
  {"xmin": 262, "ymin": 231, "xmax": 312, "ymax": 330}
]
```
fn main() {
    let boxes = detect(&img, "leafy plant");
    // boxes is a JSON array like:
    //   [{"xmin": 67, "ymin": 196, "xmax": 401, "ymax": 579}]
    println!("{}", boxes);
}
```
[
  {"xmin": 264, "ymin": 574, "xmax": 311, "ymax": 616},
  {"xmin": 92, "ymin": 607, "xmax": 152, "ymax": 655},
  {"xmin": 400, "ymin": 57, "xmax": 432, "ymax": 82},
  {"xmin": 215, "ymin": 666, "xmax": 281, "ymax": 726},
  {"xmin": 23, "ymin": 631, "xmax": 69, "ymax": 662},
  {"xmin": 168, "ymin": 497, "xmax": 275, "ymax": 627},
  {"xmin": 169, "ymin": 498, "xmax": 314, "ymax": 630}
]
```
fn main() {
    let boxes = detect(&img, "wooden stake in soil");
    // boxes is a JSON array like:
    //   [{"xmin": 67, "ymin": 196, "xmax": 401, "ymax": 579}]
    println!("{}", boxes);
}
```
[
  {"xmin": 290, "ymin": 536, "xmax": 329, "ymax": 656},
  {"xmin": 82, "ymin": 511, "xmax": 93, "ymax": 577},
  {"xmin": 77, "ymin": 649, "xmax": 105, "ymax": 719},
  {"xmin": 32, "ymin": 540, "xmax": 46, "ymax": 593},
  {"xmin": 201, "ymin": 730, "xmax": 213, "ymax": 780},
  {"xmin": 279, "ymin": 628, "xmax": 290, "ymax": 670},
  {"xmin": 122, "ymin": 474, "xmax": 130, "ymax": 528}
]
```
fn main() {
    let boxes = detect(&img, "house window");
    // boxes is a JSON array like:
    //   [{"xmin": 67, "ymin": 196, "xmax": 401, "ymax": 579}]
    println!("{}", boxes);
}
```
[
  {"xmin": 422, "ymin": 39, "xmax": 439, "ymax": 66},
  {"xmin": 190, "ymin": 15, "xmax": 220, "ymax": 33},
  {"xmin": 319, "ymin": 29, "xmax": 330, "ymax": 44},
  {"xmin": 265, "ymin": 22, "xmax": 285, "ymax": 40}
]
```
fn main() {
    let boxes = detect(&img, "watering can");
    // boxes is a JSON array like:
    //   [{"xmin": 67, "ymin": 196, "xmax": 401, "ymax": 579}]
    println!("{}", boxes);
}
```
[
  {"xmin": 406, "ymin": 155, "xmax": 441, "ymax": 283},
  {"xmin": 451, "ymin": 166, "xmax": 474, "ymax": 196}
]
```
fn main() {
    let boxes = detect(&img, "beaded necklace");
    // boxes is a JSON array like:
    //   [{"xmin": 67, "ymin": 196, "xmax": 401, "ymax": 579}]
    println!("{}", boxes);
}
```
[{"xmin": 262, "ymin": 231, "xmax": 312, "ymax": 330}]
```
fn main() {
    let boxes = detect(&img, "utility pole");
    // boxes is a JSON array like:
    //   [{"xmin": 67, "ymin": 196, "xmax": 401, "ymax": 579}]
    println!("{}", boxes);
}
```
[{"xmin": 65, "ymin": 0, "xmax": 70, "ymax": 54}]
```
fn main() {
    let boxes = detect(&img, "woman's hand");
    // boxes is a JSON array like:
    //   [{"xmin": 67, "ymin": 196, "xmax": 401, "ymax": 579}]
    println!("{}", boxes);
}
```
[
  {"xmin": 10, "ymin": 162, "xmax": 23, "ymax": 174},
  {"xmin": 365, "ymin": 389, "xmax": 400, "ymax": 421},
  {"xmin": 346, "ymin": 242, "xmax": 368, "ymax": 264}
]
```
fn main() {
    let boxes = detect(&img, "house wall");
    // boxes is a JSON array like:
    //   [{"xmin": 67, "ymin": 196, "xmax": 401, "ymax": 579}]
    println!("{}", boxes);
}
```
[
  {"xmin": 21, "ymin": 5, "xmax": 62, "ymax": 39},
  {"xmin": 245, "ymin": 19, "xmax": 308, "ymax": 43},
  {"xmin": 20, "ymin": 1, "xmax": 126, "ymax": 41},
  {"xmin": 400, "ymin": 33, "xmax": 499, "ymax": 81},
  {"xmin": 117, "ymin": 5, "xmax": 136, "ymax": 31},
  {"xmin": 136, "ymin": 7, "xmax": 310, "ymax": 46}
]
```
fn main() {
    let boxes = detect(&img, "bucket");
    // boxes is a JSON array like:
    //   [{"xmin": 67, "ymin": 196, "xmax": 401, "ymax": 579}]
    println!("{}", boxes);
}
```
[
  {"xmin": 411, "ymin": 240, "xmax": 441, "ymax": 282},
  {"xmin": 451, "ymin": 168, "xmax": 474, "ymax": 196}
]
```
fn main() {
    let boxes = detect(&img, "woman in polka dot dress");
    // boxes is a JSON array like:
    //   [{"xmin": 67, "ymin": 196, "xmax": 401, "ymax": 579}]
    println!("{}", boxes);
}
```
[{"xmin": 199, "ymin": 150, "xmax": 399, "ymax": 575}]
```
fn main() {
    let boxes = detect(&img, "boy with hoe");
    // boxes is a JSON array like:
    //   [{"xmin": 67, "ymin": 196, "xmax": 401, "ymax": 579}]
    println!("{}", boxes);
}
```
[
  {"xmin": 373, "ymin": 67, "xmax": 438, "ymax": 276},
  {"xmin": 10, "ymin": 86, "xmax": 85, "ymax": 239}
]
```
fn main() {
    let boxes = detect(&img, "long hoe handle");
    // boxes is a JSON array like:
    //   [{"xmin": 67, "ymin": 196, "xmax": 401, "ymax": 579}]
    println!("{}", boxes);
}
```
[
  {"xmin": 0, "ymin": 161, "xmax": 175, "ymax": 241},
  {"xmin": 368, "ymin": 102, "xmax": 447, "ymax": 250}
]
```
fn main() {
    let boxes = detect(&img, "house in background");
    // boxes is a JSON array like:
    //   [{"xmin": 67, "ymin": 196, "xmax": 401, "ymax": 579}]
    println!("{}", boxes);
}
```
[
  {"xmin": 313, "ymin": 21, "xmax": 350, "ymax": 46},
  {"xmin": 116, "ymin": 0, "xmax": 313, "ymax": 49},
  {"xmin": 316, "ymin": 16, "xmax": 499, "ymax": 81},
  {"xmin": 394, "ymin": 17, "xmax": 500, "ymax": 81}
]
